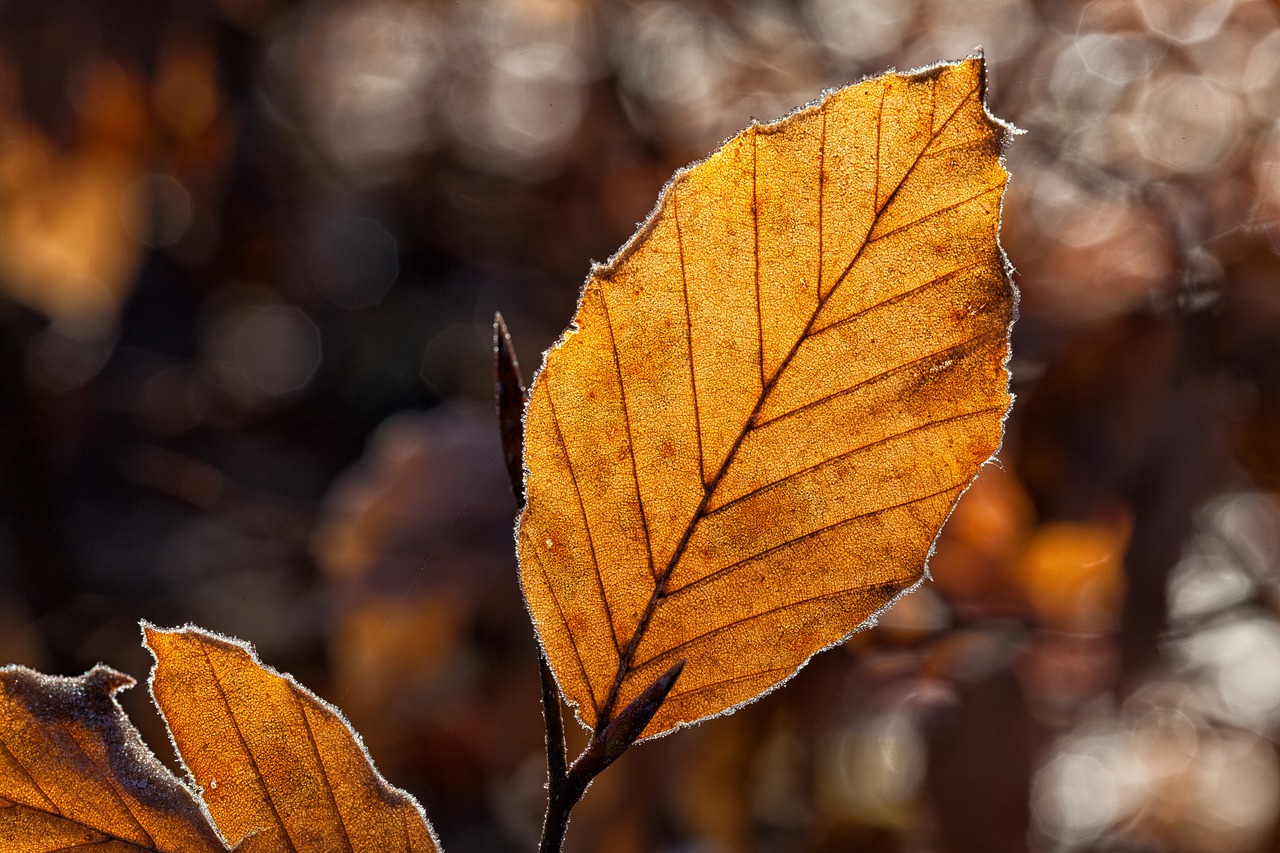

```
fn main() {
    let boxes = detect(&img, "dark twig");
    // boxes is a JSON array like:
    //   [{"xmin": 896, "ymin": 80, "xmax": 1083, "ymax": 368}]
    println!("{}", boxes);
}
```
[
  {"xmin": 539, "ymin": 653, "xmax": 568, "ymax": 784},
  {"xmin": 494, "ymin": 312, "xmax": 687, "ymax": 852}
]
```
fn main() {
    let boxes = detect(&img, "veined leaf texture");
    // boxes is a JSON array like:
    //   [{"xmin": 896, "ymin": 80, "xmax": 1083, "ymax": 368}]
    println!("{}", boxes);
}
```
[
  {"xmin": 0, "ymin": 627, "xmax": 440, "ymax": 852},
  {"xmin": 0, "ymin": 665, "xmax": 227, "ymax": 852},
  {"xmin": 518, "ymin": 56, "xmax": 1016, "ymax": 739},
  {"xmin": 146, "ymin": 626, "xmax": 440, "ymax": 852}
]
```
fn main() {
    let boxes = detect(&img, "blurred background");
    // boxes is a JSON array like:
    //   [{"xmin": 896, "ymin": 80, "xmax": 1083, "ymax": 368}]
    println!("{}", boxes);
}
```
[{"xmin": 2, "ymin": 0, "xmax": 1280, "ymax": 850}]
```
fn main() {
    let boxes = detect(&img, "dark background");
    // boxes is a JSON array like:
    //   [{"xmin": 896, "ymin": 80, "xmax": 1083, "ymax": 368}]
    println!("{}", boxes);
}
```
[{"xmin": 3, "ymin": 0, "xmax": 1280, "ymax": 850}]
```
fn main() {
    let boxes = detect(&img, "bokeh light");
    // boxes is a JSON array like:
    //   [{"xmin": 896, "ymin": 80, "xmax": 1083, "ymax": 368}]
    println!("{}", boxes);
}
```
[
  {"xmin": 120, "ymin": 174, "xmax": 193, "ymax": 248},
  {"xmin": 203, "ymin": 297, "xmax": 322, "ymax": 404},
  {"xmin": 273, "ymin": 0, "xmax": 445, "ymax": 182},
  {"xmin": 1137, "ymin": 0, "xmax": 1237, "ymax": 44},
  {"xmin": 805, "ymin": 0, "xmax": 919, "ymax": 64},
  {"xmin": 310, "ymin": 215, "xmax": 399, "ymax": 309},
  {"xmin": 1130, "ymin": 74, "xmax": 1243, "ymax": 174}
]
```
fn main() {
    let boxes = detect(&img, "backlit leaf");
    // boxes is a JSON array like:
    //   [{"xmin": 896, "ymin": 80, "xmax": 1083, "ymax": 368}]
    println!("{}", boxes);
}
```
[
  {"xmin": 144, "ymin": 625, "xmax": 439, "ymax": 852},
  {"xmin": 0, "ymin": 664, "xmax": 226, "ymax": 852},
  {"xmin": 518, "ymin": 56, "xmax": 1016, "ymax": 738}
]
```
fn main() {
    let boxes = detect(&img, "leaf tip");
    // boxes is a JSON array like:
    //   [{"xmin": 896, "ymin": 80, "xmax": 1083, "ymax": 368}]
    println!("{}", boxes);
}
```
[
  {"xmin": 85, "ymin": 663, "xmax": 136, "ymax": 696},
  {"xmin": 140, "ymin": 621, "xmax": 199, "ymax": 658}
]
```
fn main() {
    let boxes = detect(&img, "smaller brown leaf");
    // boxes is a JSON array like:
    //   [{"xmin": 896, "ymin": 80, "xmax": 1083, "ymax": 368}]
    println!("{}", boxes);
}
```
[
  {"xmin": 144, "ymin": 624, "xmax": 440, "ymax": 852},
  {"xmin": 0, "ymin": 664, "xmax": 226, "ymax": 852}
]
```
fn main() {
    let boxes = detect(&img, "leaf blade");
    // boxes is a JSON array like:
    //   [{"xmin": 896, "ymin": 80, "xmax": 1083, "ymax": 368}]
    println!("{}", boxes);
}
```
[
  {"xmin": 144, "ymin": 625, "xmax": 439, "ymax": 852},
  {"xmin": 0, "ymin": 665, "xmax": 227, "ymax": 852},
  {"xmin": 519, "ymin": 56, "xmax": 1015, "ymax": 738}
]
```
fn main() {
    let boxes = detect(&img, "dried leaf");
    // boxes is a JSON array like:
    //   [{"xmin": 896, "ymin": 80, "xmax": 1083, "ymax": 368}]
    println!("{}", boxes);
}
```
[
  {"xmin": 0, "ymin": 664, "xmax": 226, "ymax": 852},
  {"xmin": 144, "ymin": 625, "xmax": 440, "ymax": 852},
  {"xmin": 519, "ymin": 56, "xmax": 1015, "ymax": 738}
]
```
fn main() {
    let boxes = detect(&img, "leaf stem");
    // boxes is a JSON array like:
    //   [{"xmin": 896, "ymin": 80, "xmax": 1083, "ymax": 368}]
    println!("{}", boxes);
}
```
[
  {"xmin": 538, "ymin": 760, "xmax": 585, "ymax": 853},
  {"xmin": 539, "ymin": 652, "xmax": 567, "ymax": 786},
  {"xmin": 538, "ymin": 652, "xmax": 582, "ymax": 853}
]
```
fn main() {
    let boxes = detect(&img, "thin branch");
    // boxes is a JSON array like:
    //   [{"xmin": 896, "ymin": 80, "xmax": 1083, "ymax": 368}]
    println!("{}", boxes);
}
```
[
  {"xmin": 495, "ymin": 312, "xmax": 686, "ymax": 852},
  {"xmin": 539, "ymin": 652, "xmax": 567, "ymax": 787}
]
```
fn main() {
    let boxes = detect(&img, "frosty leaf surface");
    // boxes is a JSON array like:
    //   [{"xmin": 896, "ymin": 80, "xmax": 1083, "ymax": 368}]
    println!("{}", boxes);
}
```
[
  {"xmin": 145, "ymin": 625, "xmax": 440, "ymax": 852},
  {"xmin": 518, "ymin": 56, "xmax": 1016, "ymax": 739},
  {"xmin": 0, "ymin": 664, "xmax": 226, "ymax": 852}
]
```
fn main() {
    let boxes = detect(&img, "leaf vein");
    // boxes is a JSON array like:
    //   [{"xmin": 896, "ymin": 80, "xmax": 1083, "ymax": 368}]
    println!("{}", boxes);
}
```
[
  {"xmin": 665, "ymin": 667, "xmax": 791, "ymax": 704},
  {"xmin": 291, "ymin": 693, "xmax": 355, "ymax": 853},
  {"xmin": 6, "ymin": 800, "xmax": 161, "ymax": 851},
  {"xmin": 0, "ymin": 740, "xmax": 59, "ymax": 813},
  {"xmin": 546, "ymin": 382, "xmax": 621, "ymax": 655},
  {"xmin": 637, "ymin": 580, "xmax": 907, "ymax": 674},
  {"xmin": 753, "ymin": 327, "xmax": 1005, "ymax": 432},
  {"xmin": 667, "ymin": 478, "xmax": 970, "ymax": 602},
  {"xmin": 810, "ymin": 257, "xmax": 989, "ymax": 338},
  {"xmin": 868, "ymin": 184, "xmax": 1003, "ymax": 247},
  {"xmin": 601, "ymin": 289, "xmax": 657, "ymax": 581},
  {"xmin": 921, "ymin": 135, "xmax": 993, "ymax": 160},
  {"xmin": 873, "ymin": 82, "xmax": 885, "ymax": 218},
  {"xmin": 674, "ymin": 190, "xmax": 707, "ymax": 487},
  {"xmin": 709, "ymin": 403, "xmax": 1006, "ymax": 515},
  {"xmin": 50, "ymin": 840, "xmax": 119, "ymax": 850},
  {"xmin": 754, "ymin": 127, "xmax": 765, "ymax": 392},
  {"xmin": 197, "ymin": 642, "xmax": 299, "ymax": 853},
  {"xmin": 527, "ymin": 543, "xmax": 600, "ymax": 714},
  {"xmin": 817, "ymin": 109, "xmax": 826, "ymax": 301},
  {"xmin": 64, "ymin": 728, "xmax": 155, "ymax": 848}
]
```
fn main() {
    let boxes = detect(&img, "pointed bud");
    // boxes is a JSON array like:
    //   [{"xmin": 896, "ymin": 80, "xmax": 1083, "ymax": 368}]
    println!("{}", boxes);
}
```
[
  {"xmin": 493, "ymin": 312, "xmax": 528, "ymax": 508},
  {"xmin": 602, "ymin": 660, "xmax": 686, "ymax": 764}
]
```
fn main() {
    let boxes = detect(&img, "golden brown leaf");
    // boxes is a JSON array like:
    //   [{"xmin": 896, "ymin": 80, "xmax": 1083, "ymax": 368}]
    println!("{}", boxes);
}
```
[
  {"xmin": 0, "ymin": 664, "xmax": 226, "ymax": 852},
  {"xmin": 519, "ymin": 56, "xmax": 1015, "ymax": 738},
  {"xmin": 144, "ymin": 625, "xmax": 440, "ymax": 852}
]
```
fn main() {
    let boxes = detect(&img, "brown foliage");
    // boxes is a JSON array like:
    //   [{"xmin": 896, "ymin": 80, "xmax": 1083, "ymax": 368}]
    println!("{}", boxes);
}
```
[
  {"xmin": 146, "ymin": 626, "xmax": 439, "ymax": 852},
  {"xmin": 518, "ymin": 56, "xmax": 1015, "ymax": 740},
  {"xmin": 0, "ymin": 665, "xmax": 225, "ymax": 852},
  {"xmin": 0, "ymin": 628, "xmax": 439, "ymax": 852}
]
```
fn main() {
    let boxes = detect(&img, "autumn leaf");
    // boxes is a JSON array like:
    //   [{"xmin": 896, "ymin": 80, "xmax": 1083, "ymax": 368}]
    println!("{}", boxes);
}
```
[
  {"xmin": 145, "ymin": 625, "xmax": 440, "ymax": 852},
  {"xmin": 0, "ymin": 664, "xmax": 226, "ymax": 852},
  {"xmin": 0, "ymin": 626, "xmax": 440, "ymax": 852},
  {"xmin": 518, "ymin": 56, "xmax": 1016, "ymax": 739}
]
